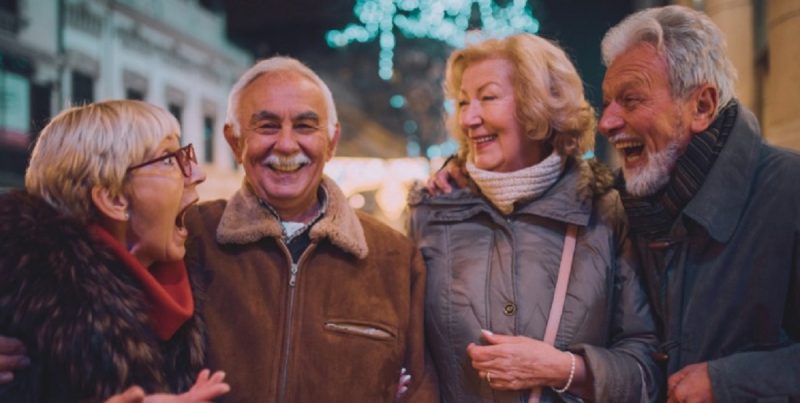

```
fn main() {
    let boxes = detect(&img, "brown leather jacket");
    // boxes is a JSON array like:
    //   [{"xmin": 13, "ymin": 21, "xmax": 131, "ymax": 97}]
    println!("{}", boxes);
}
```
[{"xmin": 185, "ymin": 177, "xmax": 438, "ymax": 403}]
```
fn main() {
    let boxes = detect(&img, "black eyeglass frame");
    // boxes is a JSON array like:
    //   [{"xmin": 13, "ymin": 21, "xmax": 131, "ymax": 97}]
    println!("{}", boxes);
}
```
[{"xmin": 127, "ymin": 143, "xmax": 196, "ymax": 178}]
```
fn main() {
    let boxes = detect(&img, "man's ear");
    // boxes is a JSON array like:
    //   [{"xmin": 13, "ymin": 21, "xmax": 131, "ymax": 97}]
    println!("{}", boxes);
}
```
[
  {"xmin": 689, "ymin": 84, "xmax": 718, "ymax": 133},
  {"xmin": 326, "ymin": 123, "xmax": 341, "ymax": 161},
  {"xmin": 224, "ymin": 124, "xmax": 244, "ymax": 164},
  {"xmin": 91, "ymin": 186, "xmax": 129, "ymax": 222}
]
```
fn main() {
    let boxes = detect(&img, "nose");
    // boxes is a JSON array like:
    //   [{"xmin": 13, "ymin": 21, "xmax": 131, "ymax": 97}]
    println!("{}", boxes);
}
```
[
  {"xmin": 460, "ymin": 100, "xmax": 482, "ymax": 130},
  {"xmin": 186, "ymin": 160, "xmax": 207, "ymax": 187},
  {"xmin": 273, "ymin": 126, "xmax": 301, "ymax": 155},
  {"xmin": 598, "ymin": 102, "xmax": 624, "ymax": 137}
]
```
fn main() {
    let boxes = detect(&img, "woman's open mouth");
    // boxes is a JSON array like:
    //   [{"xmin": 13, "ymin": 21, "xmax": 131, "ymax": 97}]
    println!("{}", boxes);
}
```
[{"xmin": 175, "ymin": 199, "xmax": 199, "ymax": 229}]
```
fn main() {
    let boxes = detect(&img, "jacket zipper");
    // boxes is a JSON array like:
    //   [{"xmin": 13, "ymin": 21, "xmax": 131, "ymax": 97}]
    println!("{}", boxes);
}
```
[{"xmin": 277, "ymin": 242, "xmax": 316, "ymax": 403}]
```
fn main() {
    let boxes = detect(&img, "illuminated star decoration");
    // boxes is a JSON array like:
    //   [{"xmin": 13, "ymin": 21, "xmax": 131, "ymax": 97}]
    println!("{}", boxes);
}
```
[{"xmin": 326, "ymin": 0, "xmax": 540, "ymax": 80}]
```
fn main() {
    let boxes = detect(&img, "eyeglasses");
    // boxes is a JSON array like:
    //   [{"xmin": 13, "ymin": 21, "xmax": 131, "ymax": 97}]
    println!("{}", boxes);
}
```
[{"xmin": 127, "ymin": 143, "xmax": 196, "ymax": 178}]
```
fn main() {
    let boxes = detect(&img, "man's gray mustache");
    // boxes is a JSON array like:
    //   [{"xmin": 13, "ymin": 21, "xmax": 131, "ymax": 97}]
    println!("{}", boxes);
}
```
[{"xmin": 261, "ymin": 153, "xmax": 311, "ymax": 167}]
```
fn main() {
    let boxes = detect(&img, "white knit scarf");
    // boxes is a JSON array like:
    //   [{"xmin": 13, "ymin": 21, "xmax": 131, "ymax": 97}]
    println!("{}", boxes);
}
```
[{"xmin": 466, "ymin": 151, "xmax": 562, "ymax": 214}]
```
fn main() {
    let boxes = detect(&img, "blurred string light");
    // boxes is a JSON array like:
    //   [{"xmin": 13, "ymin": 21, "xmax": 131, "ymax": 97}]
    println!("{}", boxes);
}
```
[
  {"xmin": 427, "ymin": 138, "xmax": 459, "ymax": 159},
  {"xmin": 389, "ymin": 94, "xmax": 406, "ymax": 108},
  {"xmin": 326, "ymin": 0, "xmax": 540, "ymax": 80}
]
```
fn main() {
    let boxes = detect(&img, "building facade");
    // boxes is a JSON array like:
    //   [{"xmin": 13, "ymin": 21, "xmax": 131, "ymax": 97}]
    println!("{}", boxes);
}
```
[{"xmin": 0, "ymin": 0, "xmax": 252, "ymax": 198}]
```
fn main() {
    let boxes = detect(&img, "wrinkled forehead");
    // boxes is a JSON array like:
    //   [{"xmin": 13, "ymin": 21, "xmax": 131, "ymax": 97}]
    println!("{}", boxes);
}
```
[
  {"xmin": 241, "ymin": 72, "xmax": 328, "ymax": 116},
  {"xmin": 603, "ymin": 43, "xmax": 669, "ymax": 94},
  {"xmin": 460, "ymin": 57, "xmax": 515, "ymax": 93}
]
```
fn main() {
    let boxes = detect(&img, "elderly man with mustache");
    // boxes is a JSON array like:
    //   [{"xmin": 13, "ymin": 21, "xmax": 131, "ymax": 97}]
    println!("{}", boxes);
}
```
[
  {"xmin": 0, "ymin": 56, "xmax": 437, "ymax": 403},
  {"xmin": 181, "ymin": 56, "xmax": 437, "ymax": 402}
]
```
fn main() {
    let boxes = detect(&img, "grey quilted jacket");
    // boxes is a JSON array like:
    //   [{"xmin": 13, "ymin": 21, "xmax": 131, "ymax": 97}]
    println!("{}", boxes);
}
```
[{"xmin": 408, "ymin": 158, "xmax": 661, "ymax": 403}]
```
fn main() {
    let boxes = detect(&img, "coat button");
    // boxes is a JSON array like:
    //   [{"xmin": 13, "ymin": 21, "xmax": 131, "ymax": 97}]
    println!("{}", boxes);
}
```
[{"xmin": 503, "ymin": 303, "xmax": 516, "ymax": 316}]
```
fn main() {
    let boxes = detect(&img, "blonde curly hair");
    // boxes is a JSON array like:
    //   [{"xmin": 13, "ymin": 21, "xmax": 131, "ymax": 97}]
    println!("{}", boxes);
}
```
[{"xmin": 445, "ymin": 33, "xmax": 596, "ymax": 161}]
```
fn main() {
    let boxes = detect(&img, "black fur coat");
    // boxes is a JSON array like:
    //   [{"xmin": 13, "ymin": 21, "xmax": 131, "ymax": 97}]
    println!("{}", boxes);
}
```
[{"xmin": 0, "ymin": 191, "xmax": 206, "ymax": 402}]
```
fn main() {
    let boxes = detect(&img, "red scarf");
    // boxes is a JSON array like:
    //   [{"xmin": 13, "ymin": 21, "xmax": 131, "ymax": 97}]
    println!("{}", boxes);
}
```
[{"xmin": 89, "ymin": 224, "xmax": 194, "ymax": 340}]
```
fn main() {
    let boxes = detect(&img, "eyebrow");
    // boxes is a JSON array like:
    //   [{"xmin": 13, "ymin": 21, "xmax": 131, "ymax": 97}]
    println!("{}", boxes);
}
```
[
  {"xmin": 249, "ymin": 110, "xmax": 281, "ymax": 125},
  {"xmin": 248, "ymin": 110, "xmax": 321, "ymax": 125},
  {"xmin": 461, "ymin": 81, "xmax": 502, "ymax": 97},
  {"xmin": 294, "ymin": 111, "xmax": 320, "ymax": 122}
]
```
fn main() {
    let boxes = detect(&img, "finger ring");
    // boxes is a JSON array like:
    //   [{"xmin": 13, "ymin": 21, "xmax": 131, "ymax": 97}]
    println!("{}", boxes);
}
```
[{"xmin": 486, "ymin": 371, "xmax": 493, "ymax": 384}]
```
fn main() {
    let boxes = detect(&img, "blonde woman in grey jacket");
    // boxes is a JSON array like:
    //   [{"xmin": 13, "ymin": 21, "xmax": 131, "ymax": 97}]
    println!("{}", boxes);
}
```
[{"xmin": 408, "ymin": 33, "xmax": 660, "ymax": 403}]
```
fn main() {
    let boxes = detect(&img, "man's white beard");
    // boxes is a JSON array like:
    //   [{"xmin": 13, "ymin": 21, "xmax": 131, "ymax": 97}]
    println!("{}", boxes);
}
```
[{"xmin": 623, "ymin": 139, "xmax": 681, "ymax": 197}]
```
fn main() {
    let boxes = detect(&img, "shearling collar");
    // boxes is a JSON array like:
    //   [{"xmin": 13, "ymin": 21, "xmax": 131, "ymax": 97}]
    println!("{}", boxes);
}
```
[{"xmin": 216, "ymin": 175, "xmax": 369, "ymax": 259}]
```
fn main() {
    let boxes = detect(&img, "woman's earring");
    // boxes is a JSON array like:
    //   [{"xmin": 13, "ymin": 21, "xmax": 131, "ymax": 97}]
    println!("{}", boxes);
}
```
[{"xmin": 124, "ymin": 211, "xmax": 130, "ymax": 221}]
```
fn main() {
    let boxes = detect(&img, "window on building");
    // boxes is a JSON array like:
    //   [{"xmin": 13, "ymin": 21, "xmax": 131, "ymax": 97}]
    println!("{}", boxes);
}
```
[
  {"xmin": 71, "ymin": 71, "xmax": 93, "ymax": 105},
  {"xmin": 126, "ymin": 88, "xmax": 144, "ymax": 100},
  {"xmin": 0, "ymin": 0, "xmax": 18, "ymax": 12},
  {"xmin": 168, "ymin": 103, "xmax": 183, "ymax": 125},
  {"xmin": 203, "ymin": 115, "xmax": 214, "ymax": 163},
  {"xmin": 0, "ymin": 0, "xmax": 21, "ymax": 33}
]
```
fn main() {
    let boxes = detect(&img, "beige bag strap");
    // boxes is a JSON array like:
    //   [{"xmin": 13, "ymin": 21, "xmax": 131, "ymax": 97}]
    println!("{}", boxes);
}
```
[{"xmin": 529, "ymin": 223, "xmax": 578, "ymax": 403}]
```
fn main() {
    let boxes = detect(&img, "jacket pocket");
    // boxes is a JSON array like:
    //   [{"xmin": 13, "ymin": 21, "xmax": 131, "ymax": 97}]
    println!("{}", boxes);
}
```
[{"xmin": 324, "ymin": 320, "xmax": 397, "ymax": 342}]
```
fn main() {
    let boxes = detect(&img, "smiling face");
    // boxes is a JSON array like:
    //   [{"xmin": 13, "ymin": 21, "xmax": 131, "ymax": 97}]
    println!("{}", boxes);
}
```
[
  {"xmin": 226, "ymin": 71, "xmax": 339, "ymax": 221},
  {"xmin": 126, "ymin": 135, "xmax": 206, "ymax": 267},
  {"xmin": 458, "ymin": 58, "xmax": 541, "ymax": 172},
  {"xmin": 599, "ymin": 43, "xmax": 696, "ymax": 196}
]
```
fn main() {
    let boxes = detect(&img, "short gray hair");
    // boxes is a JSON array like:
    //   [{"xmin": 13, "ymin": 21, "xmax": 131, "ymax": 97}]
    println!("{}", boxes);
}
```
[
  {"xmin": 601, "ymin": 5, "xmax": 736, "ymax": 115},
  {"xmin": 225, "ymin": 56, "xmax": 338, "ymax": 138},
  {"xmin": 25, "ymin": 100, "xmax": 180, "ymax": 223}
]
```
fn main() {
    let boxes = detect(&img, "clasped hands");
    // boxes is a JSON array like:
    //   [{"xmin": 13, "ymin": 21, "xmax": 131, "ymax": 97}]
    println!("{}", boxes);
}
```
[{"xmin": 467, "ymin": 329, "xmax": 574, "ymax": 392}]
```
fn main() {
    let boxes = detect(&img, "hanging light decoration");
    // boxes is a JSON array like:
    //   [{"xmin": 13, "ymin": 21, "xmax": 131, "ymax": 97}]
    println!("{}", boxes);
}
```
[{"xmin": 326, "ymin": 0, "xmax": 540, "ymax": 80}]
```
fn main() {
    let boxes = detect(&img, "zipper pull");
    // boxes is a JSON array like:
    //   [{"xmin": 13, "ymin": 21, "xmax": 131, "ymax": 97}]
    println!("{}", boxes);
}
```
[{"xmin": 289, "ymin": 263, "xmax": 298, "ymax": 287}]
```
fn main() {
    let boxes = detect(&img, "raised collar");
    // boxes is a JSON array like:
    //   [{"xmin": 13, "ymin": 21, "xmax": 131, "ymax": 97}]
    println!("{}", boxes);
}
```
[
  {"xmin": 514, "ymin": 158, "xmax": 593, "ymax": 226},
  {"xmin": 216, "ymin": 175, "xmax": 369, "ymax": 259},
  {"xmin": 681, "ymin": 103, "xmax": 762, "ymax": 243}
]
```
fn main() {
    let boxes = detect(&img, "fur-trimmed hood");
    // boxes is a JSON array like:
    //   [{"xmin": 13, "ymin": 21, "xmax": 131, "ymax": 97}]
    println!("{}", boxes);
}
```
[
  {"xmin": 216, "ymin": 175, "xmax": 369, "ymax": 259},
  {"xmin": 0, "ymin": 191, "xmax": 206, "ymax": 402}
]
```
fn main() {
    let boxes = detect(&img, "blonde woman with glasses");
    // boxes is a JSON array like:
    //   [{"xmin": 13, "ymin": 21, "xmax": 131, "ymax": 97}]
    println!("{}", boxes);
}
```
[{"xmin": 0, "ymin": 100, "xmax": 229, "ymax": 402}]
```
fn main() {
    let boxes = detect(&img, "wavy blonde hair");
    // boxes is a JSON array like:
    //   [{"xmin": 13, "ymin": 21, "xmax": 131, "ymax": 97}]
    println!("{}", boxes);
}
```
[
  {"xmin": 445, "ymin": 33, "xmax": 596, "ymax": 161},
  {"xmin": 25, "ymin": 100, "xmax": 180, "ymax": 223}
]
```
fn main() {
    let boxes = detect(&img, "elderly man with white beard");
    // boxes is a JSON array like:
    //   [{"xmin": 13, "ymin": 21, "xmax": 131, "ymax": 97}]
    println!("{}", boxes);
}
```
[
  {"xmin": 424, "ymin": 6, "xmax": 800, "ymax": 402},
  {"xmin": 598, "ymin": 6, "xmax": 800, "ymax": 402}
]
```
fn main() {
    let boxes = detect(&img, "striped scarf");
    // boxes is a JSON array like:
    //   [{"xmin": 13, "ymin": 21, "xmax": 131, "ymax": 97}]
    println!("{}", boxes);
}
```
[{"xmin": 620, "ymin": 100, "xmax": 739, "ymax": 240}]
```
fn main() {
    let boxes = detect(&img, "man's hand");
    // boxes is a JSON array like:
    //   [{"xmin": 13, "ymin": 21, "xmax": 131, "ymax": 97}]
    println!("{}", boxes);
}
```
[
  {"xmin": 0, "ymin": 336, "xmax": 29, "ymax": 384},
  {"xmin": 668, "ymin": 362, "xmax": 716, "ymax": 403},
  {"xmin": 425, "ymin": 157, "xmax": 468, "ymax": 195}
]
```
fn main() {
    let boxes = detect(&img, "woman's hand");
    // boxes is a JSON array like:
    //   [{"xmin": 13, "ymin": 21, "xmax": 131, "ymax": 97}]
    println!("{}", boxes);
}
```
[
  {"xmin": 0, "ymin": 336, "xmax": 29, "ymax": 384},
  {"xmin": 395, "ymin": 367, "xmax": 412, "ymax": 401},
  {"xmin": 106, "ymin": 370, "xmax": 230, "ymax": 403},
  {"xmin": 466, "ymin": 330, "xmax": 574, "ymax": 391}
]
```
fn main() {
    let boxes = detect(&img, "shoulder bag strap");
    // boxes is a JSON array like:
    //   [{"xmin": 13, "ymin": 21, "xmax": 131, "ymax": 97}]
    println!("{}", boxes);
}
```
[{"xmin": 529, "ymin": 223, "xmax": 578, "ymax": 403}]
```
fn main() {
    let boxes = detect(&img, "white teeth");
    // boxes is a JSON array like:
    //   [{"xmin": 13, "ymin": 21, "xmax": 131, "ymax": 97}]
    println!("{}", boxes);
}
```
[
  {"xmin": 269, "ymin": 163, "xmax": 304, "ymax": 172},
  {"xmin": 472, "ymin": 134, "xmax": 497, "ymax": 144},
  {"xmin": 614, "ymin": 140, "xmax": 644, "ymax": 150}
]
